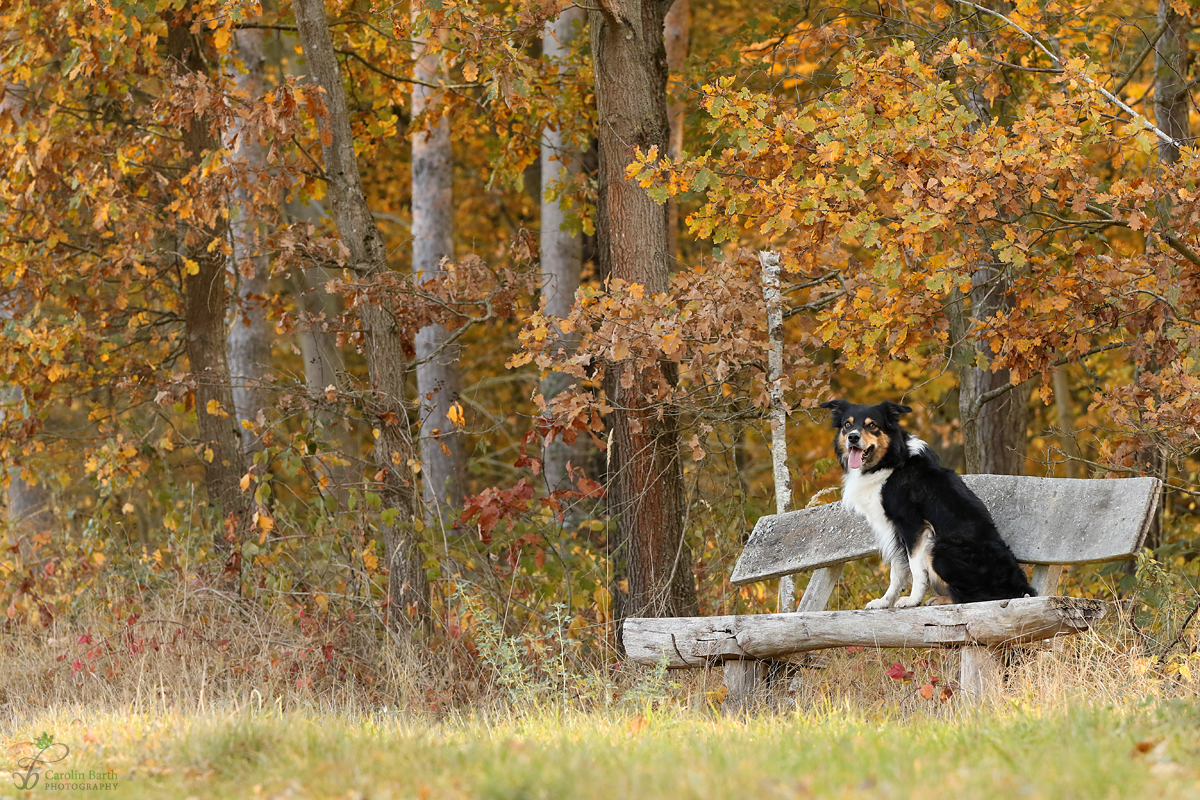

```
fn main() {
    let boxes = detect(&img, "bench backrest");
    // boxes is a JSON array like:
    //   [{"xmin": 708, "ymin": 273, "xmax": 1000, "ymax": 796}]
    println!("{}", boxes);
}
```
[{"xmin": 731, "ymin": 476, "xmax": 1161, "ymax": 587}]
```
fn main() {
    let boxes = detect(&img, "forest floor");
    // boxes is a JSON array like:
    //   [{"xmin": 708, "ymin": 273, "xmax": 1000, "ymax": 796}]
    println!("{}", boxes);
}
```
[{"xmin": 2, "ymin": 694, "xmax": 1199, "ymax": 799}]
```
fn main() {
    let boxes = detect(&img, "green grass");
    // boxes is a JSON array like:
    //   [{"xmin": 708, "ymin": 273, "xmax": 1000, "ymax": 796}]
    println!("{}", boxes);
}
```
[{"xmin": 5, "ymin": 697, "xmax": 1199, "ymax": 799}]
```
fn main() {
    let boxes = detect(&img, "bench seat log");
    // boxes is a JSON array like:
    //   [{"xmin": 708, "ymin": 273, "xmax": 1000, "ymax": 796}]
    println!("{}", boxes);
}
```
[
  {"xmin": 731, "ymin": 476, "xmax": 1160, "ymax": 586},
  {"xmin": 624, "ymin": 596, "xmax": 1107, "ymax": 668}
]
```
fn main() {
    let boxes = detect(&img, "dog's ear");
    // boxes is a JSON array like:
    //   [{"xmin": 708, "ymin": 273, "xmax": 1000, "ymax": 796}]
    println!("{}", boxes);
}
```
[
  {"xmin": 819, "ymin": 398, "xmax": 849, "ymax": 427},
  {"xmin": 879, "ymin": 401, "xmax": 913, "ymax": 427}
]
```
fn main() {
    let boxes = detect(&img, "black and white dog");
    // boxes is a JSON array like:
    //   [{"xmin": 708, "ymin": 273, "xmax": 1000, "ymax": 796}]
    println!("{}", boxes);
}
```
[{"xmin": 819, "ymin": 398, "xmax": 1034, "ymax": 608}]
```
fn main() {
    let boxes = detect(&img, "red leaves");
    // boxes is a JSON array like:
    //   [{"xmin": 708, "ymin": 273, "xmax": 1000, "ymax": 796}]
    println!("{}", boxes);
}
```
[
  {"xmin": 884, "ymin": 660, "xmax": 955, "ymax": 700},
  {"xmin": 459, "ymin": 479, "xmax": 535, "ymax": 543}
]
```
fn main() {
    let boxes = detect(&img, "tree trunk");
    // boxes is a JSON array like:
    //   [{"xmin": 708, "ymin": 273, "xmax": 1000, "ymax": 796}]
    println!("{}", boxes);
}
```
[
  {"xmin": 1141, "ymin": 0, "xmax": 1188, "ymax": 547},
  {"xmin": 0, "ymin": 84, "xmax": 51, "ymax": 556},
  {"xmin": 412, "ymin": 19, "xmax": 463, "ymax": 524},
  {"xmin": 946, "ymin": 61, "xmax": 1028, "ymax": 477},
  {"xmin": 539, "ymin": 7, "xmax": 586, "ymax": 493},
  {"xmin": 167, "ymin": 15, "xmax": 251, "ymax": 552},
  {"xmin": 951, "ymin": 264, "xmax": 1030, "ymax": 476},
  {"xmin": 1154, "ymin": 1, "xmax": 1190, "ymax": 166},
  {"xmin": 1052, "ymin": 369, "xmax": 1083, "ymax": 478},
  {"xmin": 293, "ymin": 0, "xmax": 427, "ymax": 630},
  {"xmin": 226, "ymin": 27, "xmax": 272, "ymax": 454},
  {"xmin": 592, "ymin": 0, "xmax": 698, "ymax": 621},
  {"xmin": 663, "ymin": 0, "xmax": 689, "ymax": 263}
]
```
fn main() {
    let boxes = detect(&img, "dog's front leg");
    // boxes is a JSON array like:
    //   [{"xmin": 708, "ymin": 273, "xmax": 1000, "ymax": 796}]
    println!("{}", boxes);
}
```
[
  {"xmin": 893, "ymin": 555, "xmax": 929, "ymax": 608},
  {"xmin": 865, "ymin": 555, "xmax": 910, "ymax": 610}
]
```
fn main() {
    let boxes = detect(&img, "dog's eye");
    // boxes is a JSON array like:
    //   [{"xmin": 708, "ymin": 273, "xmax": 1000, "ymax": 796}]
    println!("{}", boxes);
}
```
[
  {"xmin": 842, "ymin": 421, "xmax": 852, "ymax": 430},
  {"xmin": 866, "ymin": 422, "xmax": 877, "ymax": 431}
]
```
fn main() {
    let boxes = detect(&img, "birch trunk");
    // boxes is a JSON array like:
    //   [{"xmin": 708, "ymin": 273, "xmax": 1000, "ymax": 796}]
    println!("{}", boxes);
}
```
[
  {"xmin": 412, "ymin": 20, "xmax": 463, "ymax": 522},
  {"xmin": 593, "ymin": 0, "xmax": 698, "ymax": 622},
  {"xmin": 168, "ymin": 15, "xmax": 251, "ymax": 552},
  {"xmin": 293, "ymin": 0, "xmax": 427, "ymax": 629},
  {"xmin": 539, "ymin": 7, "xmax": 585, "ymax": 493},
  {"xmin": 226, "ymin": 27, "xmax": 272, "ymax": 454},
  {"xmin": 759, "ymin": 251, "xmax": 795, "ymax": 611}
]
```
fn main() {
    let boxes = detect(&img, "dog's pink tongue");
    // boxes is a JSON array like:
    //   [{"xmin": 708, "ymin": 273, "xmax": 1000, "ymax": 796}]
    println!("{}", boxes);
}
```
[{"xmin": 848, "ymin": 447, "xmax": 864, "ymax": 470}]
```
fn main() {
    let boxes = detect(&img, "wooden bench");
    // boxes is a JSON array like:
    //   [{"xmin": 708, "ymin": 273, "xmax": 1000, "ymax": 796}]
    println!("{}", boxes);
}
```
[{"xmin": 623, "ymin": 475, "xmax": 1161, "ymax": 710}]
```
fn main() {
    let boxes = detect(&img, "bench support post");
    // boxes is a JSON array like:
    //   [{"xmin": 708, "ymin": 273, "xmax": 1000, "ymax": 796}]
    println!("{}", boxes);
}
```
[
  {"xmin": 1031, "ymin": 564, "xmax": 1064, "ymax": 596},
  {"xmin": 722, "ymin": 658, "xmax": 766, "ymax": 716},
  {"xmin": 797, "ymin": 564, "xmax": 844, "ymax": 612},
  {"xmin": 959, "ymin": 646, "xmax": 1003, "ymax": 700}
]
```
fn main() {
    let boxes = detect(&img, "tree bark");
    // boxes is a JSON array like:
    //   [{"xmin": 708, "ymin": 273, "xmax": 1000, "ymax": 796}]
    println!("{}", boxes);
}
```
[
  {"xmin": 0, "ymin": 84, "xmax": 51, "ymax": 555},
  {"xmin": 226, "ymin": 27, "xmax": 272, "ymax": 454},
  {"xmin": 592, "ymin": 0, "xmax": 698, "ymax": 621},
  {"xmin": 663, "ymin": 0, "xmax": 689, "ymax": 263},
  {"xmin": 167, "ymin": 15, "xmax": 252, "ymax": 552},
  {"xmin": 539, "ymin": 7, "xmax": 586, "ymax": 494},
  {"xmin": 946, "ymin": 59, "xmax": 1028, "ymax": 477},
  {"xmin": 412, "ymin": 19, "xmax": 463, "ymax": 523},
  {"xmin": 1052, "ymin": 369, "xmax": 1083, "ymax": 478},
  {"xmin": 1141, "ymin": 0, "xmax": 1189, "ymax": 547},
  {"xmin": 1154, "ymin": 1, "xmax": 1190, "ymax": 166},
  {"xmin": 950, "ymin": 264, "xmax": 1030, "ymax": 476},
  {"xmin": 293, "ymin": 0, "xmax": 427, "ymax": 629}
]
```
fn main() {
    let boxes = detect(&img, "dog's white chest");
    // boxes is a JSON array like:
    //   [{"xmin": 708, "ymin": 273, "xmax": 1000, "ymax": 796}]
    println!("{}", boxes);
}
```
[{"xmin": 842, "ymin": 467, "xmax": 902, "ymax": 562}]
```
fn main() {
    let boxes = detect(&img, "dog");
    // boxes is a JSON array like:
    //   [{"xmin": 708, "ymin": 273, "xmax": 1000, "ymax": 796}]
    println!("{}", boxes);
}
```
[{"xmin": 819, "ymin": 398, "xmax": 1035, "ymax": 608}]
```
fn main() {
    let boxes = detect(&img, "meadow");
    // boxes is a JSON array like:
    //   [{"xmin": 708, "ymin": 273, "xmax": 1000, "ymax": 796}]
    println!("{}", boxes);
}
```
[{"xmin": 4, "ymin": 580, "xmax": 1198, "ymax": 800}]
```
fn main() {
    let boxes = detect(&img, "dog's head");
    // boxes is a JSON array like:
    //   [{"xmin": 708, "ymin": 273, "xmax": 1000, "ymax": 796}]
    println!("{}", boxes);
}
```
[{"xmin": 819, "ymin": 399, "xmax": 912, "ymax": 472}]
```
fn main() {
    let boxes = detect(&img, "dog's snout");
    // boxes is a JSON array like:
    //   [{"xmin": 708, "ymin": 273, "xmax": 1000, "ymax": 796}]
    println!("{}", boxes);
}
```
[{"xmin": 847, "ymin": 431, "xmax": 861, "ymax": 444}]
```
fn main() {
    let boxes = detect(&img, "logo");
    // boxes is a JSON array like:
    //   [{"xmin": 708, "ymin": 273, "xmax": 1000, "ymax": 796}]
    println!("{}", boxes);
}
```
[
  {"xmin": 9, "ymin": 733, "xmax": 118, "ymax": 792},
  {"xmin": 11, "ymin": 732, "xmax": 69, "ymax": 791}
]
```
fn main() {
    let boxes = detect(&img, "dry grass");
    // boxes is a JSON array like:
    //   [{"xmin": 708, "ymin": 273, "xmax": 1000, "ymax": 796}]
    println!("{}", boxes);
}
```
[{"xmin": 2, "ymin": 580, "xmax": 1198, "ymax": 799}]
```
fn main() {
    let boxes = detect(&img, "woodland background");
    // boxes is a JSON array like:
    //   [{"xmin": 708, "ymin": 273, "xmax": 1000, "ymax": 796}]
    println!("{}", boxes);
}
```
[{"xmin": 2, "ymin": 0, "xmax": 1200, "ymax": 712}]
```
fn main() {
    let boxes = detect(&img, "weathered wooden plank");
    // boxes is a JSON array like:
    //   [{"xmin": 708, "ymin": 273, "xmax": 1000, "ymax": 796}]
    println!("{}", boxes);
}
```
[
  {"xmin": 731, "ymin": 476, "xmax": 1160, "ymax": 586},
  {"xmin": 622, "ymin": 596, "xmax": 1107, "ymax": 668}
]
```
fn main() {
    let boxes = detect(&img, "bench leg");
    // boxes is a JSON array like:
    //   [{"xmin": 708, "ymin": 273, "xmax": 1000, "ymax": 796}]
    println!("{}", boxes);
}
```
[
  {"xmin": 723, "ymin": 658, "xmax": 766, "ymax": 716},
  {"xmin": 959, "ymin": 646, "xmax": 1003, "ymax": 700}
]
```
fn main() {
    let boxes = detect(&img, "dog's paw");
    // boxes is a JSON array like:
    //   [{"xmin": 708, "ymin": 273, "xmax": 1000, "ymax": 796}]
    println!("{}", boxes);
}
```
[
  {"xmin": 893, "ymin": 595, "xmax": 923, "ymax": 609},
  {"xmin": 864, "ymin": 597, "xmax": 892, "ymax": 610},
  {"xmin": 924, "ymin": 595, "xmax": 955, "ymax": 606}
]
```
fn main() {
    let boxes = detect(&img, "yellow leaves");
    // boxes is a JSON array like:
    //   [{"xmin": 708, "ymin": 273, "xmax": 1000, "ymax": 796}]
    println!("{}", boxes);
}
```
[
  {"xmin": 203, "ymin": 446, "xmax": 214, "ymax": 463},
  {"xmin": 462, "ymin": 60, "xmax": 480, "ymax": 82},
  {"xmin": 362, "ymin": 549, "xmax": 379, "ymax": 572},
  {"xmin": 447, "ymin": 401, "xmax": 465, "ymax": 429},
  {"xmin": 183, "ymin": 258, "xmax": 200, "ymax": 276},
  {"xmin": 253, "ymin": 507, "xmax": 274, "ymax": 534},
  {"xmin": 240, "ymin": 473, "xmax": 252, "ymax": 492},
  {"xmin": 205, "ymin": 399, "xmax": 230, "ymax": 418},
  {"xmin": 816, "ymin": 140, "xmax": 844, "ymax": 164}
]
